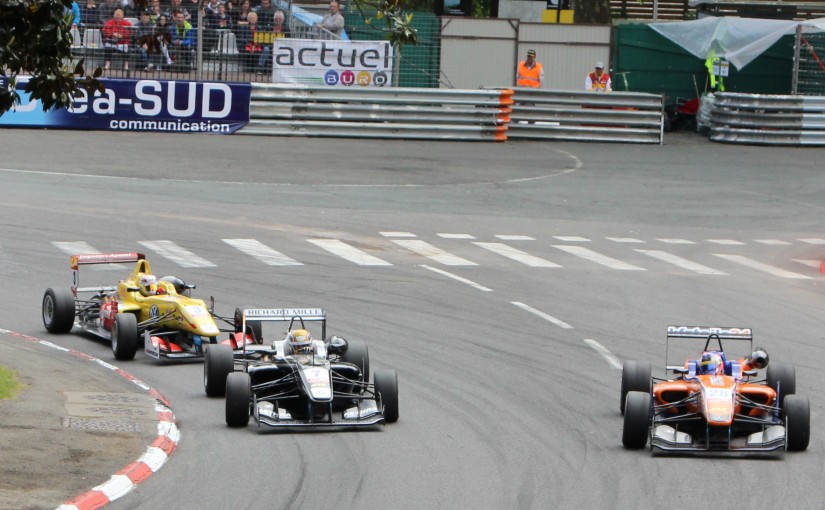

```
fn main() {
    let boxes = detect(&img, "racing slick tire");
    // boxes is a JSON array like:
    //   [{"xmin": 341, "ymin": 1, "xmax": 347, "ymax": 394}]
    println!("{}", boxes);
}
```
[
  {"xmin": 767, "ymin": 363, "xmax": 796, "ymax": 407},
  {"xmin": 783, "ymin": 394, "xmax": 810, "ymax": 452},
  {"xmin": 622, "ymin": 391, "xmax": 651, "ymax": 449},
  {"xmin": 205, "ymin": 344, "xmax": 234, "ymax": 397},
  {"xmin": 620, "ymin": 360, "xmax": 651, "ymax": 415},
  {"xmin": 342, "ymin": 339, "xmax": 370, "ymax": 384},
  {"xmin": 234, "ymin": 308, "xmax": 263, "ymax": 344},
  {"xmin": 42, "ymin": 288, "xmax": 76, "ymax": 334},
  {"xmin": 226, "ymin": 372, "xmax": 251, "ymax": 427},
  {"xmin": 373, "ymin": 368, "xmax": 399, "ymax": 423},
  {"xmin": 112, "ymin": 313, "xmax": 139, "ymax": 361}
]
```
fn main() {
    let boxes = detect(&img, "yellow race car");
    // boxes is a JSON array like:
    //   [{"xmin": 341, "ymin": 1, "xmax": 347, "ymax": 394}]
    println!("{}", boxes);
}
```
[{"xmin": 42, "ymin": 252, "xmax": 224, "ymax": 361}]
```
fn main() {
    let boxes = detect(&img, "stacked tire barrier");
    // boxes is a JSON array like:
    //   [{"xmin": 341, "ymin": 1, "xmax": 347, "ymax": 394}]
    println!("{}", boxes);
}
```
[
  {"xmin": 241, "ymin": 84, "xmax": 513, "ymax": 141},
  {"xmin": 506, "ymin": 88, "xmax": 664, "ymax": 144},
  {"xmin": 710, "ymin": 92, "xmax": 825, "ymax": 146}
]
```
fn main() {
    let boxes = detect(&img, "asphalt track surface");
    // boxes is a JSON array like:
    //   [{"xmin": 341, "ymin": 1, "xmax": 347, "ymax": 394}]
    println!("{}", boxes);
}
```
[{"xmin": 2, "ymin": 129, "xmax": 825, "ymax": 510}]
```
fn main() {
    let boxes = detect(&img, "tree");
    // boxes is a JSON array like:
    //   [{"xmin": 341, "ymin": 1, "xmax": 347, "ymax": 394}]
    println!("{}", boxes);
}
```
[
  {"xmin": 351, "ymin": 0, "xmax": 418, "ymax": 48},
  {"xmin": 572, "ymin": 0, "xmax": 611, "ymax": 24},
  {"xmin": 0, "ymin": 0, "xmax": 102, "ymax": 116}
]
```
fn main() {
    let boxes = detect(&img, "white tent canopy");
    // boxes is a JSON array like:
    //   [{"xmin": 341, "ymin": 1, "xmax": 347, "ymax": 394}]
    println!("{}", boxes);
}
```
[{"xmin": 650, "ymin": 16, "xmax": 825, "ymax": 70}]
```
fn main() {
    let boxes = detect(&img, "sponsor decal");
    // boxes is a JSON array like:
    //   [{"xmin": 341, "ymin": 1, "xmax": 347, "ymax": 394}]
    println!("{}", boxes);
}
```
[
  {"xmin": 344, "ymin": 404, "xmax": 379, "ymax": 419},
  {"xmin": 186, "ymin": 305, "xmax": 209, "ymax": 318},
  {"xmin": 273, "ymin": 40, "xmax": 394, "ymax": 87},
  {"xmin": 244, "ymin": 308, "xmax": 324, "ymax": 319},
  {"xmin": 667, "ymin": 325, "xmax": 752, "ymax": 337},
  {"xmin": 150, "ymin": 305, "xmax": 160, "ymax": 319}
]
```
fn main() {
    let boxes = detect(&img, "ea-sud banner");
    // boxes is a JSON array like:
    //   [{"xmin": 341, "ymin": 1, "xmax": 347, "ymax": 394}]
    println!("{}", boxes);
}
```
[
  {"xmin": 0, "ymin": 78, "xmax": 251, "ymax": 134},
  {"xmin": 272, "ymin": 40, "xmax": 394, "ymax": 87}
]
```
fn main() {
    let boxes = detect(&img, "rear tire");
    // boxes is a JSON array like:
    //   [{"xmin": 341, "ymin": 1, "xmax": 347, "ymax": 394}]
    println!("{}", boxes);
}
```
[
  {"xmin": 112, "ymin": 313, "xmax": 139, "ymax": 361},
  {"xmin": 342, "ymin": 339, "xmax": 370, "ymax": 384},
  {"xmin": 204, "ymin": 344, "xmax": 234, "ymax": 397},
  {"xmin": 620, "ymin": 360, "xmax": 651, "ymax": 415},
  {"xmin": 784, "ymin": 394, "xmax": 810, "ymax": 451},
  {"xmin": 373, "ymin": 368, "xmax": 399, "ymax": 423},
  {"xmin": 226, "ymin": 372, "xmax": 251, "ymax": 427},
  {"xmin": 42, "ymin": 288, "xmax": 76, "ymax": 333},
  {"xmin": 622, "ymin": 391, "xmax": 651, "ymax": 449},
  {"xmin": 767, "ymin": 363, "xmax": 796, "ymax": 407}
]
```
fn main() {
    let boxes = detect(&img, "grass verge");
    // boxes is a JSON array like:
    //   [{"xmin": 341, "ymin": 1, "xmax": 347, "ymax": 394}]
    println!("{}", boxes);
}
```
[{"xmin": 0, "ymin": 364, "xmax": 24, "ymax": 400}]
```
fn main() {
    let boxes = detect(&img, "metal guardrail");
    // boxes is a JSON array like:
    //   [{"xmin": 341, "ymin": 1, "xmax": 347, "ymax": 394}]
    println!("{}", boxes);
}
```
[
  {"xmin": 710, "ymin": 92, "xmax": 825, "ymax": 146},
  {"xmin": 506, "ymin": 88, "xmax": 665, "ymax": 144},
  {"xmin": 240, "ymin": 84, "xmax": 513, "ymax": 141}
]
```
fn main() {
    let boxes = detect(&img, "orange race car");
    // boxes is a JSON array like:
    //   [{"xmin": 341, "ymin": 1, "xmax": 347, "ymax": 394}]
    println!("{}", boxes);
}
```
[{"xmin": 621, "ymin": 325, "xmax": 809, "ymax": 454}]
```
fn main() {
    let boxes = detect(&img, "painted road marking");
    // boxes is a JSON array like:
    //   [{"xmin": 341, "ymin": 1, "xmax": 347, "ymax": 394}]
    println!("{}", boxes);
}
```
[
  {"xmin": 707, "ymin": 239, "xmax": 746, "ymax": 245},
  {"xmin": 584, "ymin": 339, "xmax": 622, "ymax": 369},
  {"xmin": 713, "ymin": 254, "xmax": 812, "ymax": 279},
  {"xmin": 607, "ymin": 237, "xmax": 645, "ymax": 243},
  {"xmin": 635, "ymin": 249, "xmax": 727, "ymax": 275},
  {"xmin": 392, "ymin": 239, "xmax": 477, "ymax": 266},
  {"xmin": 473, "ymin": 242, "xmax": 561, "ymax": 267},
  {"xmin": 306, "ymin": 239, "xmax": 392, "ymax": 266},
  {"xmin": 552, "ymin": 245, "xmax": 646, "ymax": 271},
  {"xmin": 511, "ymin": 302, "xmax": 573, "ymax": 329},
  {"xmin": 657, "ymin": 238, "xmax": 695, "ymax": 244},
  {"xmin": 754, "ymin": 239, "xmax": 791, "ymax": 245},
  {"xmin": 495, "ymin": 235, "xmax": 535, "ymax": 241},
  {"xmin": 799, "ymin": 238, "xmax": 825, "ymax": 245},
  {"xmin": 420, "ymin": 265, "xmax": 491, "ymax": 291},
  {"xmin": 437, "ymin": 233, "xmax": 476, "ymax": 239},
  {"xmin": 137, "ymin": 241, "xmax": 216, "ymax": 268},
  {"xmin": 380, "ymin": 231, "xmax": 416, "ymax": 238},
  {"xmin": 222, "ymin": 239, "xmax": 302, "ymax": 266},
  {"xmin": 792, "ymin": 259, "xmax": 820, "ymax": 269},
  {"xmin": 553, "ymin": 236, "xmax": 590, "ymax": 242}
]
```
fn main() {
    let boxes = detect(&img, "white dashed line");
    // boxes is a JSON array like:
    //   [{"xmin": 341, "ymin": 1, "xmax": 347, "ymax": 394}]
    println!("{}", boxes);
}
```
[
  {"xmin": 792, "ymin": 259, "xmax": 821, "ymax": 269},
  {"xmin": 137, "ymin": 241, "xmax": 216, "ymax": 268},
  {"xmin": 511, "ymin": 302, "xmax": 573, "ymax": 329},
  {"xmin": 799, "ymin": 238, "xmax": 825, "ymax": 245},
  {"xmin": 437, "ymin": 233, "xmax": 476, "ymax": 239},
  {"xmin": 657, "ymin": 238, "xmax": 695, "ymax": 244},
  {"xmin": 635, "ymin": 249, "xmax": 727, "ymax": 275},
  {"xmin": 553, "ymin": 236, "xmax": 590, "ymax": 242},
  {"xmin": 754, "ymin": 239, "xmax": 791, "ymax": 245},
  {"xmin": 495, "ymin": 235, "xmax": 535, "ymax": 241},
  {"xmin": 552, "ymin": 245, "xmax": 646, "ymax": 271},
  {"xmin": 392, "ymin": 239, "xmax": 477, "ymax": 266},
  {"xmin": 420, "ymin": 265, "xmax": 491, "ymax": 291},
  {"xmin": 380, "ymin": 232, "xmax": 416, "ymax": 238},
  {"xmin": 707, "ymin": 239, "xmax": 746, "ymax": 245},
  {"xmin": 713, "ymin": 254, "xmax": 812, "ymax": 279},
  {"xmin": 222, "ymin": 239, "xmax": 302, "ymax": 266},
  {"xmin": 607, "ymin": 237, "xmax": 645, "ymax": 243},
  {"xmin": 473, "ymin": 242, "xmax": 562, "ymax": 267},
  {"xmin": 306, "ymin": 239, "xmax": 392, "ymax": 266},
  {"xmin": 584, "ymin": 339, "xmax": 622, "ymax": 369}
]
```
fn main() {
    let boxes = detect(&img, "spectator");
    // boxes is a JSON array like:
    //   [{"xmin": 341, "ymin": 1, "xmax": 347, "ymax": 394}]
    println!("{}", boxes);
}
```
[
  {"xmin": 102, "ymin": 8, "xmax": 132, "ymax": 71},
  {"xmin": 100, "ymin": 0, "xmax": 120, "ymax": 19},
  {"xmin": 151, "ymin": 14, "xmax": 174, "ymax": 68},
  {"xmin": 224, "ymin": 0, "xmax": 237, "ymax": 23},
  {"xmin": 206, "ymin": 2, "xmax": 232, "ymax": 51},
  {"xmin": 204, "ymin": 0, "xmax": 222, "ymax": 15},
  {"xmin": 133, "ymin": 10, "xmax": 156, "ymax": 70},
  {"xmin": 237, "ymin": 11, "xmax": 270, "ymax": 74},
  {"xmin": 149, "ymin": 0, "xmax": 163, "ymax": 22},
  {"xmin": 66, "ymin": 1, "xmax": 81, "ymax": 28},
  {"xmin": 79, "ymin": 0, "xmax": 102, "ymax": 31},
  {"xmin": 516, "ymin": 48, "xmax": 543, "ymax": 88},
  {"xmin": 166, "ymin": 0, "xmax": 190, "ymax": 21},
  {"xmin": 586, "ymin": 61, "xmax": 612, "ymax": 92},
  {"xmin": 254, "ymin": 0, "xmax": 277, "ymax": 29},
  {"xmin": 272, "ymin": 10, "xmax": 289, "ymax": 38},
  {"xmin": 169, "ymin": 10, "xmax": 195, "ymax": 68},
  {"xmin": 318, "ymin": 0, "xmax": 343, "ymax": 39},
  {"xmin": 235, "ymin": 0, "xmax": 251, "ymax": 27}
]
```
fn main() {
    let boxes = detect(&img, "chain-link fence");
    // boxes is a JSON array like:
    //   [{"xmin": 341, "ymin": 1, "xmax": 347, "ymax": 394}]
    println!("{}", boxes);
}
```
[
  {"xmin": 794, "ymin": 26, "xmax": 825, "ymax": 95},
  {"xmin": 67, "ymin": 10, "xmax": 441, "ymax": 87}
]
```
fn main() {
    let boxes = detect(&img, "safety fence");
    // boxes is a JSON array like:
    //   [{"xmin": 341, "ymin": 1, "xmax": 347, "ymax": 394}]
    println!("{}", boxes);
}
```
[
  {"xmin": 240, "ymin": 84, "xmax": 513, "ymax": 141},
  {"xmin": 506, "ymin": 88, "xmax": 665, "ymax": 144},
  {"xmin": 709, "ymin": 92, "xmax": 825, "ymax": 146}
]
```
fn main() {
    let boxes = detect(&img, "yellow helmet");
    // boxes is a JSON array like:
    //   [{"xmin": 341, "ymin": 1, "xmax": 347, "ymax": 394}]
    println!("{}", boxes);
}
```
[{"xmin": 287, "ymin": 329, "xmax": 313, "ymax": 354}]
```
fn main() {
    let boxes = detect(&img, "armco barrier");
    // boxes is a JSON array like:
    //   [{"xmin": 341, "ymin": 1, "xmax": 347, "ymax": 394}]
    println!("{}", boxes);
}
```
[
  {"xmin": 506, "ymin": 88, "xmax": 665, "ymax": 144},
  {"xmin": 240, "ymin": 84, "xmax": 513, "ymax": 141},
  {"xmin": 710, "ymin": 92, "xmax": 825, "ymax": 146}
]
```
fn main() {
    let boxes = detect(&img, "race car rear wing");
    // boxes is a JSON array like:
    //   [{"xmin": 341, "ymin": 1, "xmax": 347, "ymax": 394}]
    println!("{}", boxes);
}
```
[
  {"xmin": 666, "ymin": 325, "xmax": 753, "ymax": 372},
  {"xmin": 241, "ymin": 308, "xmax": 327, "ymax": 348},
  {"xmin": 666, "ymin": 325, "xmax": 752, "ymax": 340},
  {"xmin": 70, "ymin": 252, "xmax": 145, "ymax": 296}
]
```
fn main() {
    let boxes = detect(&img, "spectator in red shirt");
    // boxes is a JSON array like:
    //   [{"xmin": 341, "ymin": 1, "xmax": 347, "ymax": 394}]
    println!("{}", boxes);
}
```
[{"xmin": 102, "ymin": 8, "xmax": 132, "ymax": 71}]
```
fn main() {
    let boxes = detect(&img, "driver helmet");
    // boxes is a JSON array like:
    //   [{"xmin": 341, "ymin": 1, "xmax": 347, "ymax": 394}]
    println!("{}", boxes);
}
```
[
  {"xmin": 159, "ymin": 276, "xmax": 187, "ymax": 295},
  {"xmin": 138, "ymin": 274, "xmax": 158, "ymax": 296},
  {"xmin": 699, "ymin": 352, "xmax": 724, "ymax": 375},
  {"xmin": 749, "ymin": 347, "xmax": 769, "ymax": 369},
  {"xmin": 286, "ymin": 329, "xmax": 313, "ymax": 354}
]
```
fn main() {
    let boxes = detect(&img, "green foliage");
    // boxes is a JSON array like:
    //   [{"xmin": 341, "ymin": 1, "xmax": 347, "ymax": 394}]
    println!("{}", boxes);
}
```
[
  {"xmin": 353, "ymin": 0, "xmax": 418, "ymax": 47},
  {"xmin": 0, "ymin": 0, "xmax": 103, "ymax": 116},
  {"xmin": 472, "ymin": 0, "xmax": 489, "ymax": 17},
  {"xmin": 0, "ymin": 364, "xmax": 24, "ymax": 400}
]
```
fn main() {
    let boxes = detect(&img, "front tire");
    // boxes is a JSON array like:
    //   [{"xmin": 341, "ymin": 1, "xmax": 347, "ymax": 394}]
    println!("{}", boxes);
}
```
[
  {"xmin": 226, "ymin": 372, "xmax": 251, "ymax": 427},
  {"xmin": 234, "ymin": 307, "xmax": 263, "ymax": 344},
  {"xmin": 42, "ymin": 288, "xmax": 76, "ymax": 333},
  {"xmin": 620, "ymin": 360, "xmax": 651, "ymax": 415},
  {"xmin": 374, "ymin": 368, "xmax": 399, "ymax": 423},
  {"xmin": 342, "ymin": 339, "xmax": 370, "ymax": 384},
  {"xmin": 784, "ymin": 394, "xmax": 810, "ymax": 451},
  {"xmin": 112, "ymin": 313, "xmax": 139, "ymax": 361},
  {"xmin": 622, "ymin": 391, "xmax": 651, "ymax": 449},
  {"xmin": 767, "ymin": 363, "xmax": 796, "ymax": 407},
  {"xmin": 204, "ymin": 344, "xmax": 234, "ymax": 397}
]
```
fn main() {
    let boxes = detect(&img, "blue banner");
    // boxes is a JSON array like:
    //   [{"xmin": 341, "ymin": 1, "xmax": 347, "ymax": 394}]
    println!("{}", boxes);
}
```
[{"xmin": 0, "ymin": 78, "xmax": 251, "ymax": 134}]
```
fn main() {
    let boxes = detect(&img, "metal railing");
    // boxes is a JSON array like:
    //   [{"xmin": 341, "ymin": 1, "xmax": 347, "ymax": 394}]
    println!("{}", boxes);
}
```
[
  {"xmin": 239, "ymin": 84, "xmax": 513, "ymax": 141},
  {"xmin": 506, "ymin": 88, "xmax": 665, "ymax": 144},
  {"xmin": 709, "ymin": 92, "xmax": 825, "ymax": 146}
]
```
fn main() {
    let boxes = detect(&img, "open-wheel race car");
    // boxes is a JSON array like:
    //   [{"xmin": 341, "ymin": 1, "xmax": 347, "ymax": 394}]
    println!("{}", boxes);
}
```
[
  {"xmin": 621, "ymin": 325, "xmax": 809, "ymax": 453},
  {"xmin": 203, "ymin": 307, "xmax": 399, "ymax": 430},
  {"xmin": 42, "ymin": 252, "xmax": 224, "ymax": 361}
]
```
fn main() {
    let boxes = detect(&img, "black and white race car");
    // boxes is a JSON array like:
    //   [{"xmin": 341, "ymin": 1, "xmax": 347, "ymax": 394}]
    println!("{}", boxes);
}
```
[{"xmin": 204, "ymin": 307, "xmax": 399, "ymax": 430}]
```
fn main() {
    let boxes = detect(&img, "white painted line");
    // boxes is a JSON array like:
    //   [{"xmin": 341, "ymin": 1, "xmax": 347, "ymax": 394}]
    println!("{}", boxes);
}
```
[
  {"xmin": 657, "ymin": 238, "xmax": 695, "ymax": 244},
  {"xmin": 707, "ymin": 239, "xmax": 745, "ymax": 245},
  {"xmin": 584, "ymin": 339, "xmax": 622, "ymax": 369},
  {"xmin": 51, "ymin": 241, "xmax": 125, "ymax": 270},
  {"xmin": 754, "ymin": 239, "xmax": 791, "ymax": 245},
  {"xmin": 222, "ymin": 239, "xmax": 303, "ymax": 266},
  {"xmin": 138, "ymin": 241, "xmax": 216, "ymax": 268},
  {"xmin": 393, "ymin": 239, "xmax": 477, "ymax": 266},
  {"xmin": 799, "ymin": 238, "xmax": 825, "ymax": 245},
  {"xmin": 420, "ymin": 265, "xmax": 491, "ymax": 291},
  {"xmin": 635, "ymin": 249, "xmax": 727, "ymax": 275},
  {"xmin": 380, "ymin": 231, "xmax": 416, "ymax": 238},
  {"xmin": 307, "ymin": 239, "xmax": 392, "ymax": 266},
  {"xmin": 511, "ymin": 301, "xmax": 573, "ymax": 329},
  {"xmin": 713, "ymin": 254, "xmax": 812, "ymax": 279},
  {"xmin": 607, "ymin": 237, "xmax": 645, "ymax": 243},
  {"xmin": 553, "ymin": 236, "xmax": 590, "ymax": 242},
  {"xmin": 552, "ymin": 245, "xmax": 646, "ymax": 271},
  {"xmin": 473, "ymin": 242, "xmax": 561, "ymax": 267},
  {"xmin": 792, "ymin": 259, "xmax": 821, "ymax": 269},
  {"xmin": 495, "ymin": 235, "xmax": 535, "ymax": 241},
  {"xmin": 437, "ymin": 233, "xmax": 476, "ymax": 239}
]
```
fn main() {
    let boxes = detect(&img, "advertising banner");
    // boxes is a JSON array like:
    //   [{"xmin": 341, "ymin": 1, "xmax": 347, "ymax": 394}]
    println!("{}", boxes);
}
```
[
  {"xmin": 272, "ymin": 40, "xmax": 394, "ymax": 87},
  {"xmin": 0, "ymin": 78, "xmax": 251, "ymax": 134}
]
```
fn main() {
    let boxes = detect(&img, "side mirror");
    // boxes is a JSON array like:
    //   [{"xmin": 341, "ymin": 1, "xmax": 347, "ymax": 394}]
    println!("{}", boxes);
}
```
[
  {"xmin": 743, "ymin": 369, "xmax": 758, "ymax": 377},
  {"xmin": 209, "ymin": 296, "xmax": 215, "ymax": 314},
  {"xmin": 327, "ymin": 335, "xmax": 347, "ymax": 354}
]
